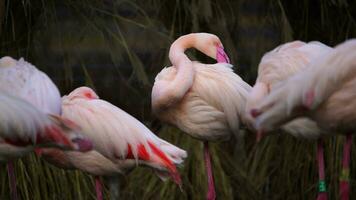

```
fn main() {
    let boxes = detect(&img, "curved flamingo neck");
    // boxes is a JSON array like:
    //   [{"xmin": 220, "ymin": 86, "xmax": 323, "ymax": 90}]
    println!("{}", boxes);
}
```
[{"xmin": 153, "ymin": 34, "xmax": 222, "ymax": 112}]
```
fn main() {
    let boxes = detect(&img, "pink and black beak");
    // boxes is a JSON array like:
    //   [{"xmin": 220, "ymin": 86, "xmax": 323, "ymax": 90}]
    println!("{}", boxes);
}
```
[{"xmin": 216, "ymin": 44, "xmax": 230, "ymax": 64}]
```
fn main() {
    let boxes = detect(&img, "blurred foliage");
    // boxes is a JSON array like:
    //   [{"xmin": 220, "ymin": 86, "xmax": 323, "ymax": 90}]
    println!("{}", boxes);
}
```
[{"xmin": 0, "ymin": 0, "xmax": 356, "ymax": 199}]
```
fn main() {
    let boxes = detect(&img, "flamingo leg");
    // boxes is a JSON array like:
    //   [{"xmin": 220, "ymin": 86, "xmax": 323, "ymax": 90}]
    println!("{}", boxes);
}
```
[
  {"xmin": 95, "ymin": 176, "xmax": 103, "ymax": 200},
  {"xmin": 203, "ymin": 141, "xmax": 216, "ymax": 200},
  {"xmin": 316, "ymin": 139, "xmax": 328, "ymax": 200},
  {"xmin": 340, "ymin": 134, "xmax": 352, "ymax": 200},
  {"xmin": 7, "ymin": 161, "xmax": 18, "ymax": 200}
]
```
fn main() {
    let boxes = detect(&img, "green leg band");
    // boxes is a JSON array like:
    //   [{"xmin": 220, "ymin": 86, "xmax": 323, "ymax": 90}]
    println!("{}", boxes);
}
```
[{"xmin": 318, "ymin": 180, "xmax": 327, "ymax": 193}]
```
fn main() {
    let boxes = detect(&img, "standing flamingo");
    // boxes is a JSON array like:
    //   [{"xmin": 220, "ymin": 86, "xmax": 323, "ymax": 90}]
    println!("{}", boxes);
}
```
[
  {"xmin": 39, "ymin": 86, "xmax": 186, "ymax": 200},
  {"xmin": 251, "ymin": 39, "xmax": 356, "ymax": 200},
  {"xmin": 151, "ymin": 33, "xmax": 251, "ymax": 200},
  {"xmin": 245, "ymin": 40, "xmax": 332, "ymax": 200},
  {"xmin": 0, "ymin": 56, "xmax": 92, "ymax": 200}
]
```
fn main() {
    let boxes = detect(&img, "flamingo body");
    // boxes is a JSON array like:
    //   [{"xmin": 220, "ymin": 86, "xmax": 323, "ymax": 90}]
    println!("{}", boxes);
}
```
[
  {"xmin": 0, "ymin": 93, "xmax": 89, "ymax": 162},
  {"xmin": 152, "ymin": 33, "xmax": 250, "ymax": 200},
  {"xmin": 246, "ymin": 40, "xmax": 333, "ymax": 139},
  {"xmin": 253, "ymin": 39, "xmax": 356, "ymax": 133},
  {"xmin": 153, "ymin": 62, "xmax": 250, "ymax": 141},
  {"xmin": 60, "ymin": 87, "xmax": 187, "ymax": 184},
  {"xmin": 252, "ymin": 39, "xmax": 356, "ymax": 200}
]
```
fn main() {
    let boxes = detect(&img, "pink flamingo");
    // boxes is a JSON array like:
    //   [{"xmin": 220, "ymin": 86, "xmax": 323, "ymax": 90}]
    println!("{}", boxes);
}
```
[
  {"xmin": 151, "ymin": 33, "xmax": 251, "ymax": 200},
  {"xmin": 0, "ymin": 56, "xmax": 92, "ymax": 200},
  {"xmin": 251, "ymin": 39, "xmax": 356, "ymax": 200},
  {"xmin": 0, "ymin": 92, "xmax": 91, "ymax": 199},
  {"xmin": 245, "ymin": 40, "xmax": 332, "ymax": 200},
  {"xmin": 38, "ymin": 86, "xmax": 187, "ymax": 200}
]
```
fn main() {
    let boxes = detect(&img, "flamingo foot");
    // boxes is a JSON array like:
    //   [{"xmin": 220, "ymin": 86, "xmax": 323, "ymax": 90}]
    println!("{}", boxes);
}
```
[
  {"xmin": 203, "ymin": 141, "xmax": 216, "ymax": 200},
  {"xmin": 7, "ymin": 161, "xmax": 18, "ymax": 200},
  {"xmin": 95, "ymin": 176, "xmax": 103, "ymax": 200},
  {"xmin": 317, "ymin": 139, "xmax": 328, "ymax": 200},
  {"xmin": 339, "ymin": 134, "xmax": 352, "ymax": 200}
]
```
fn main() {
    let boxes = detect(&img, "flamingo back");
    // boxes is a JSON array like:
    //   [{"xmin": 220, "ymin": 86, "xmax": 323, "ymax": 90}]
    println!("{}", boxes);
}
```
[
  {"xmin": 0, "ymin": 57, "xmax": 61, "ymax": 114},
  {"xmin": 257, "ymin": 41, "xmax": 331, "ymax": 87},
  {"xmin": 62, "ymin": 87, "xmax": 187, "ymax": 184}
]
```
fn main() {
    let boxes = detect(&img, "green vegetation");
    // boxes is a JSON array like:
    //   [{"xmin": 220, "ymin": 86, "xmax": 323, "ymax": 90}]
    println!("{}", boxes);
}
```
[{"xmin": 0, "ymin": 0, "xmax": 356, "ymax": 199}]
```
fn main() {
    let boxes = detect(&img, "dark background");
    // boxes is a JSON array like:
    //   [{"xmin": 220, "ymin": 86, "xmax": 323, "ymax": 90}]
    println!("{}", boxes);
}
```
[{"xmin": 0, "ymin": 0, "xmax": 356, "ymax": 199}]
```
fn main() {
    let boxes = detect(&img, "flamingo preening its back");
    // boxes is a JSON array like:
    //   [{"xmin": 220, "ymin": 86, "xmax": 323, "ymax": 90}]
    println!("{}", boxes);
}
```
[
  {"xmin": 38, "ymin": 86, "xmax": 186, "ymax": 200},
  {"xmin": 252, "ymin": 39, "xmax": 356, "ymax": 200},
  {"xmin": 152, "ymin": 33, "xmax": 251, "ymax": 200},
  {"xmin": 245, "ymin": 40, "xmax": 333, "ymax": 200},
  {"xmin": 0, "ymin": 56, "xmax": 92, "ymax": 200}
]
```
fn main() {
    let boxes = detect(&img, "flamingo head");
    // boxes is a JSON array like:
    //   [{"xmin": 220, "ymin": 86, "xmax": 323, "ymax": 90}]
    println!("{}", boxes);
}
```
[
  {"xmin": 66, "ymin": 86, "xmax": 99, "ymax": 100},
  {"xmin": 0, "ymin": 56, "xmax": 17, "ymax": 68},
  {"xmin": 194, "ymin": 33, "xmax": 230, "ymax": 63}
]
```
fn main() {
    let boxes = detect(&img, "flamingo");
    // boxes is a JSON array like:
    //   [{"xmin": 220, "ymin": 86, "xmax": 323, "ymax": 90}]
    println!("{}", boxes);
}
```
[
  {"xmin": 251, "ymin": 39, "xmax": 356, "ymax": 200},
  {"xmin": 0, "ymin": 56, "xmax": 92, "ymax": 200},
  {"xmin": 244, "ymin": 40, "xmax": 333, "ymax": 200},
  {"xmin": 0, "ymin": 92, "xmax": 92, "ymax": 199},
  {"xmin": 151, "ymin": 33, "xmax": 251, "ymax": 200},
  {"xmin": 0, "ymin": 92, "xmax": 91, "ymax": 160},
  {"xmin": 38, "ymin": 86, "xmax": 187, "ymax": 200}
]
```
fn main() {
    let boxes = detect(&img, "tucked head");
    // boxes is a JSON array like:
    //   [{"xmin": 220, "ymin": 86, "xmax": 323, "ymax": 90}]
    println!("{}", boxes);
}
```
[
  {"xmin": 193, "ymin": 33, "xmax": 230, "ymax": 63},
  {"xmin": 66, "ymin": 87, "xmax": 99, "ymax": 100}
]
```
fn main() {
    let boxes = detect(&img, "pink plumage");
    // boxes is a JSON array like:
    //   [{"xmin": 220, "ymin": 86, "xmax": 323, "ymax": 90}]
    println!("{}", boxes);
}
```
[
  {"xmin": 245, "ymin": 40, "xmax": 333, "ymax": 138},
  {"xmin": 0, "ymin": 93, "xmax": 90, "ymax": 161},
  {"xmin": 253, "ymin": 39, "xmax": 356, "ymax": 200},
  {"xmin": 152, "ymin": 33, "xmax": 251, "ymax": 200},
  {"xmin": 58, "ymin": 86, "xmax": 187, "ymax": 185},
  {"xmin": 0, "ymin": 56, "xmax": 92, "ymax": 200},
  {"xmin": 0, "ymin": 56, "xmax": 92, "ymax": 150}
]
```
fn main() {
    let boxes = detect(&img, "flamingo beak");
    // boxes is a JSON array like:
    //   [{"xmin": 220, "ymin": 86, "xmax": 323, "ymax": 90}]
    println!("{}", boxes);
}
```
[{"xmin": 216, "ymin": 45, "xmax": 230, "ymax": 64}]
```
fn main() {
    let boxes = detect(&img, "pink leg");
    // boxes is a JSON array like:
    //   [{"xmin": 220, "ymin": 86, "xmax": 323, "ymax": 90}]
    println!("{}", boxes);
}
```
[
  {"xmin": 203, "ymin": 141, "xmax": 216, "ymax": 200},
  {"xmin": 7, "ymin": 161, "xmax": 18, "ymax": 200},
  {"xmin": 95, "ymin": 176, "xmax": 103, "ymax": 200},
  {"xmin": 317, "ymin": 139, "xmax": 328, "ymax": 200},
  {"xmin": 340, "ymin": 134, "xmax": 352, "ymax": 200}
]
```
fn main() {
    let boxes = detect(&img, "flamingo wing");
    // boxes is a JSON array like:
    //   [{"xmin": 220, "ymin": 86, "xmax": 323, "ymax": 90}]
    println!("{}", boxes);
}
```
[
  {"xmin": 192, "ymin": 62, "xmax": 251, "ymax": 135},
  {"xmin": 62, "ymin": 91, "xmax": 186, "ymax": 184}
]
